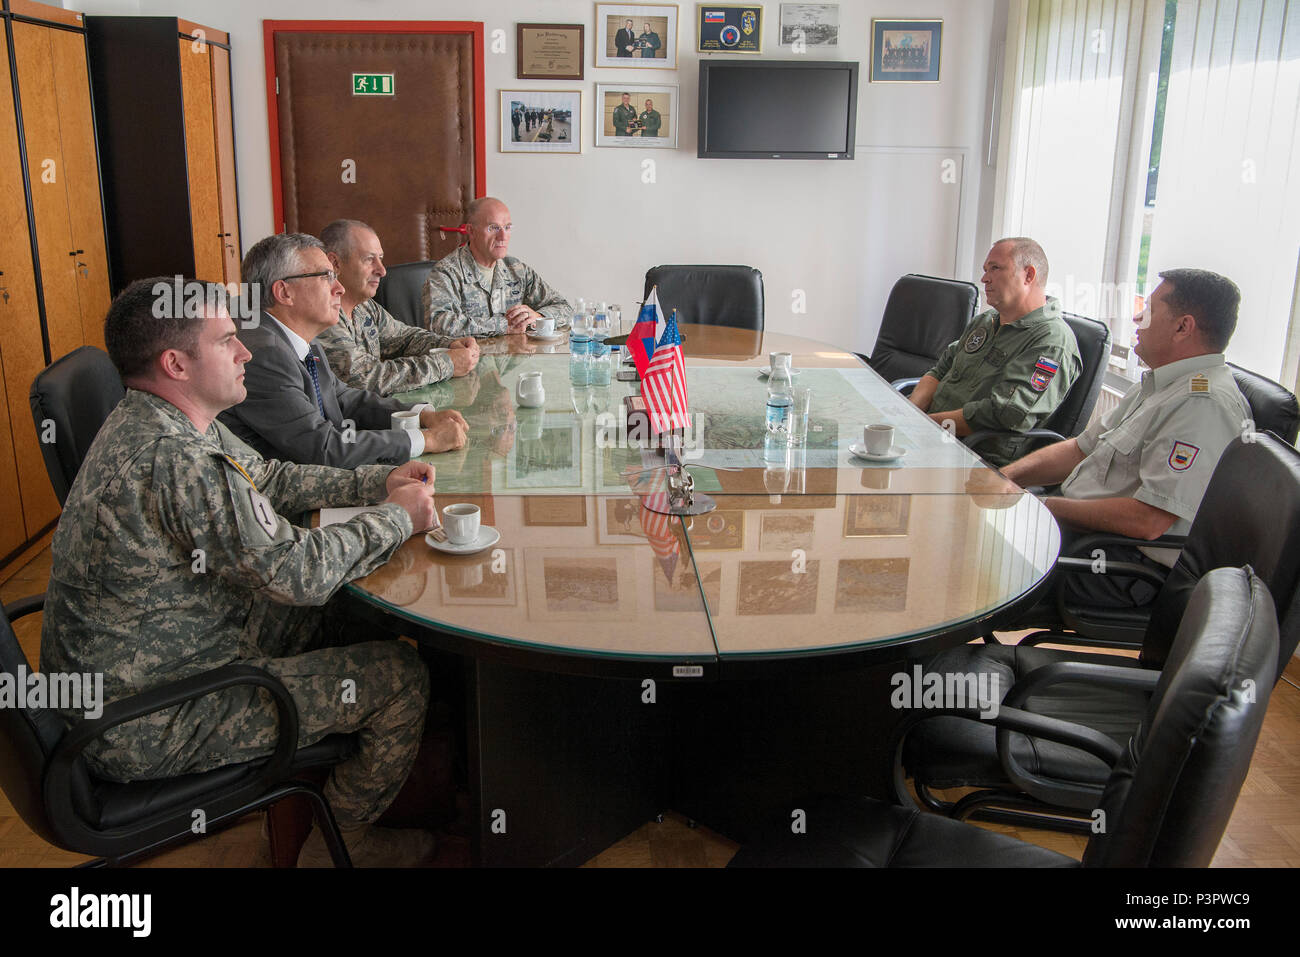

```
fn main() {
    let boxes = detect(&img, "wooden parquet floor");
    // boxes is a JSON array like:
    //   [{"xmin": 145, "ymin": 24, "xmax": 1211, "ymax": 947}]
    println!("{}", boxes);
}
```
[{"xmin": 3, "ymin": 546, "xmax": 1298, "ymax": 867}]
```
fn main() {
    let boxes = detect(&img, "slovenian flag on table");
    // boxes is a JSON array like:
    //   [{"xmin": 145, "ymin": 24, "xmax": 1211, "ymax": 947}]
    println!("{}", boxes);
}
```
[
  {"xmin": 627, "ymin": 287, "xmax": 666, "ymax": 377},
  {"xmin": 641, "ymin": 309, "xmax": 691, "ymax": 433}
]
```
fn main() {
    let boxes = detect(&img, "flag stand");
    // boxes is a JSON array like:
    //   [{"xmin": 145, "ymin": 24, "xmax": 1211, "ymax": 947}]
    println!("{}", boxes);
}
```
[{"xmin": 640, "ymin": 438, "xmax": 717, "ymax": 517}]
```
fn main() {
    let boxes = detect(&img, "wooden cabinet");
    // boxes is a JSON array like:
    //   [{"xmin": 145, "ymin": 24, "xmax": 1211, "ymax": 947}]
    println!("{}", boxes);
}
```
[
  {"xmin": 1, "ymin": 0, "xmax": 109, "ymax": 561},
  {"xmin": 86, "ymin": 17, "xmax": 241, "ymax": 290}
]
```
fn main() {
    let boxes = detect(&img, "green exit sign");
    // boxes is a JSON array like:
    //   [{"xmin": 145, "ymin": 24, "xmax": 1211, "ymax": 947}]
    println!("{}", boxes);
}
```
[{"xmin": 352, "ymin": 73, "xmax": 394, "ymax": 95}]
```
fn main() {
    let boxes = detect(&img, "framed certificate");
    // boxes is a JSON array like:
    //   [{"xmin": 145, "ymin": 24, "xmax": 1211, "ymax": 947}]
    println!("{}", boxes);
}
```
[
  {"xmin": 697, "ymin": 4, "xmax": 764, "ymax": 54},
  {"xmin": 516, "ymin": 23, "xmax": 584, "ymax": 80}
]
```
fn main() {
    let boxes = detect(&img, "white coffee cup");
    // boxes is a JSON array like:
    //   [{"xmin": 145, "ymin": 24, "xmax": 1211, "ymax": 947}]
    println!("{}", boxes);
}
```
[
  {"xmin": 442, "ymin": 503, "xmax": 481, "ymax": 545},
  {"xmin": 769, "ymin": 351, "xmax": 793, "ymax": 375},
  {"xmin": 392, "ymin": 410, "xmax": 421, "ymax": 431},
  {"xmin": 533, "ymin": 317, "xmax": 555, "ymax": 337},
  {"xmin": 864, "ymin": 424, "xmax": 895, "ymax": 455}
]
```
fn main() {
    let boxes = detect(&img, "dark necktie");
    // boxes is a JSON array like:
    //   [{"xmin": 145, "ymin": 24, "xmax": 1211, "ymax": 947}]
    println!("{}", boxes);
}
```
[{"xmin": 304, "ymin": 353, "xmax": 326, "ymax": 417}]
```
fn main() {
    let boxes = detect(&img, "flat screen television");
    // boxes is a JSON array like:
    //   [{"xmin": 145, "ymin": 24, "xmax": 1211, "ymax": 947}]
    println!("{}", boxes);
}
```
[{"xmin": 698, "ymin": 60, "xmax": 858, "ymax": 160}]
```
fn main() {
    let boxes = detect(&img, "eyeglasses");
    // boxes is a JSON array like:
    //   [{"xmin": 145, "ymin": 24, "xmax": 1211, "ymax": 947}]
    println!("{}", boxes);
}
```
[
  {"xmin": 278, "ymin": 270, "xmax": 337, "ymax": 284},
  {"xmin": 482, "ymin": 224, "xmax": 512, "ymax": 236}
]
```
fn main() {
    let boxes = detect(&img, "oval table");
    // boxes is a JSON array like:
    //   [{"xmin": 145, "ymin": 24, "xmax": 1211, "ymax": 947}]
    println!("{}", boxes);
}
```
[{"xmin": 338, "ymin": 325, "xmax": 1060, "ymax": 865}]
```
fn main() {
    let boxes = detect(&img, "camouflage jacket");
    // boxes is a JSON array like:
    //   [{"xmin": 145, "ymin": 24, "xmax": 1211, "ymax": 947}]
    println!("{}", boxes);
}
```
[
  {"xmin": 421, "ymin": 245, "xmax": 573, "ymax": 338},
  {"xmin": 317, "ymin": 300, "xmax": 457, "ymax": 395},
  {"xmin": 39, "ymin": 390, "xmax": 411, "ymax": 754}
]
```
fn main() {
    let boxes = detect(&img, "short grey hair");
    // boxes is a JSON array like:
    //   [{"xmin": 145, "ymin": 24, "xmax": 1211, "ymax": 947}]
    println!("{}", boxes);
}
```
[
  {"xmin": 320, "ymin": 219, "xmax": 373, "ymax": 260},
  {"xmin": 241, "ymin": 233, "xmax": 324, "ymax": 308},
  {"xmin": 465, "ymin": 196, "xmax": 507, "ymax": 225},
  {"xmin": 994, "ymin": 236, "xmax": 1049, "ymax": 287}
]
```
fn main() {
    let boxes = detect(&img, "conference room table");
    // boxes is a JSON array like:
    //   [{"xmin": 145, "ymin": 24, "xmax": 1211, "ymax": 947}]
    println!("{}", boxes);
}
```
[{"xmin": 338, "ymin": 324, "xmax": 1060, "ymax": 865}]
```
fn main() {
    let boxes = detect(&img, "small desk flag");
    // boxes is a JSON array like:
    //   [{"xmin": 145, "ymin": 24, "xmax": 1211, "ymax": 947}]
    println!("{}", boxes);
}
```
[
  {"xmin": 627, "ymin": 287, "xmax": 666, "ymax": 377},
  {"xmin": 641, "ymin": 309, "xmax": 690, "ymax": 433}
]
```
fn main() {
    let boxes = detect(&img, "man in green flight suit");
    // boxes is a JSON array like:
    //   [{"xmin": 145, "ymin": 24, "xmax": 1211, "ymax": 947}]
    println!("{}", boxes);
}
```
[
  {"xmin": 909, "ymin": 237, "xmax": 1081, "ymax": 466},
  {"xmin": 612, "ymin": 91, "xmax": 638, "ymax": 136},
  {"xmin": 638, "ymin": 98, "xmax": 662, "ymax": 137},
  {"xmin": 638, "ymin": 22, "xmax": 662, "ymax": 58}
]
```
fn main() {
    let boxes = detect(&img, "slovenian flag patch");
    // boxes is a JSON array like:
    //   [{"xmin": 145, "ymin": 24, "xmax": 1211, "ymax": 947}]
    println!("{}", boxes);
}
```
[{"xmin": 1029, "ymin": 356, "xmax": 1060, "ymax": 392}]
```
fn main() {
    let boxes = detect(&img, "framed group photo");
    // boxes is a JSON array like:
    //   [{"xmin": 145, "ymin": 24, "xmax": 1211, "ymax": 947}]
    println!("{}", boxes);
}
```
[
  {"xmin": 500, "ymin": 90, "xmax": 582, "ymax": 154},
  {"xmin": 870, "ymin": 18, "xmax": 942, "ymax": 83},
  {"xmin": 595, "ymin": 83, "xmax": 678, "ymax": 148},
  {"xmin": 595, "ymin": 3, "xmax": 679, "ymax": 69}
]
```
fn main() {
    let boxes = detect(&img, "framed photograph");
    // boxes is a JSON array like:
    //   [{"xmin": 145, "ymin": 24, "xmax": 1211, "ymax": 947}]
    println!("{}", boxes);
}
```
[
  {"xmin": 737, "ymin": 560, "xmax": 819, "ymax": 615},
  {"xmin": 595, "ymin": 83, "xmax": 678, "ymax": 148},
  {"xmin": 697, "ymin": 4, "xmax": 763, "ymax": 54},
  {"xmin": 834, "ymin": 558, "xmax": 909, "ymax": 613},
  {"xmin": 597, "ymin": 496, "xmax": 648, "ymax": 544},
  {"xmin": 523, "ymin": 496, "xmax": 589, "ymax": 527},
  {"xmin": 870, "ymin": 18, "xmax": 942, "ymax": 83},
  {"xmin": 779, "ymin": 4, "xmax": 838, "ymax": 47},
  {"xmin": 758, "ymin": 512, "xmax": 816, "ymax": 551},
  {"xmin": 525, "ymin": 548, "xmax": 638, "ymax": 620},
  {"xmin": 595, "ymin": 3, "xmax": 678, "ymax": 69},
  {"xmin": 507, "ymin": 414, "xmax": 583, "ymax": 487},
  {"xmin": 688, "ymin": 508, "xmax": 744, "ymax": 549},
  {"xmin": 500, "ymin": 90, "xmax": 581, "ymax": 154},
  {"xmin": 516, "ymin": 23, "xmax": 584, "ymax": 79},
  {"xmin": 842, "ymin": 495, "xmax": 912, "ymax": 538},
  {"xmin": 441, "ymin": 549, "xmax": 518, "ymax": 606}
]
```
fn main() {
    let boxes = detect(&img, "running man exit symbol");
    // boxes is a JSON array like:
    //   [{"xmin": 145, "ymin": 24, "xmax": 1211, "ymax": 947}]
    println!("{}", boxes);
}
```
[{"xmin": 352, "ymin": 73, "xmax": 394, "ymax": 95}]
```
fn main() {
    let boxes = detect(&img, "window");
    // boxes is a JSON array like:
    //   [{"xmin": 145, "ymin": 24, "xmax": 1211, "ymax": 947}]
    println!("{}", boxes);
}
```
[{"xmin": 995, "ymin": 0, "xmax": 1300, "ymax": 385}]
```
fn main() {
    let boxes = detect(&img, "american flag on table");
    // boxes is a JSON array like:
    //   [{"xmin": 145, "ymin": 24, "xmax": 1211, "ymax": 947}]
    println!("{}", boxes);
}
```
[
  {"xmin": 638, "ymin": 502, "xmax": 680, "ymax": 581},
  {"xmin": 641, "ymin": 309, "xmax": 691, "ymax": 433}
]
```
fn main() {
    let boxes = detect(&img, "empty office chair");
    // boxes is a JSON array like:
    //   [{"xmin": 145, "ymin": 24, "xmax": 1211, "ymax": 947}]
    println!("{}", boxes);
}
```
[
  {"xmin": 860, "ymin": 274, "xmax": 979, "ymax": 387},
  {"xmin": 1229, "ymin": 362, "xmax": 1299, "ymax": 444},
  {"xmin": 965, "ymin": 312, "xmax": 1111, "ymax": 456},
  {"xmin": 899, "ymin": 434, "xmax": 1300, "ymax": 828},
  {"xmin": 731, "ymin": 566, "xmax": 1277, "ymax": 867},
  {"xmin": 373, "ymin": 260, "xmax": 437, "ymax": 329},
  {"xmin": 29, "ymin": 346, "xmax": 125, "ymax": 505},
  {"xmin": 0, "ymin": 594, "xmax": 356, "ymax": 867},
  {"xmin": 643, "ymin": 265, "xmax": 764, "ymax": 331}
]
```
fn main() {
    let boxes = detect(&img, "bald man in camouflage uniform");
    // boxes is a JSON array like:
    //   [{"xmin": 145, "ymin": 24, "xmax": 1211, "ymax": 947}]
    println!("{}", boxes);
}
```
[
  {"xmin": 421, "ymin": 196, "xmax": 573, "ymax": 338},
  {"xmin": 39, "ymin": 278, "xmax": 442, "ymax": 867},
  {"xmin": 317, "ymin": 219, "xmax": 480, "ymax": 396},
  {"xmin": 910, "ymin": 238, "xmax": 1081, "ymax": 466}
]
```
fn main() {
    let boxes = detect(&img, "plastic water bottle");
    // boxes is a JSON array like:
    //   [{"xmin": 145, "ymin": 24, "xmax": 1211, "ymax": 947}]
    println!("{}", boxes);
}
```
[
  {"xmin": 591, "ymin": 302, "xmax": 611, "ymax": 358},
  {"xmin": 766, "ymin": 357, "xmax": 794, "ymax": 436},
  {"xmin": 570, "ymin": 309, "xmax": 592, "ymax": 356}
]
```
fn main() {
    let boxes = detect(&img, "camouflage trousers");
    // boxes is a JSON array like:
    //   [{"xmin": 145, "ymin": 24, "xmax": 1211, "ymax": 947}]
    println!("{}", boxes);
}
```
[{"xmin": 86, "ymin": 603, "xmax": 429, "ymax": 827}]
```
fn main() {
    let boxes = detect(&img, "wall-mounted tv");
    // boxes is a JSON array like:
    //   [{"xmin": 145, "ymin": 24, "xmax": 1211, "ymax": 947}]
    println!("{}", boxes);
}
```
[{"xmin": 698, "ymin": 60, "xmax": 859, "ymax": 160}]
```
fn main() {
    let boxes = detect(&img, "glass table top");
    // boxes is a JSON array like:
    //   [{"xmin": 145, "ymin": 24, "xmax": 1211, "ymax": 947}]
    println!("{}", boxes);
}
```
[{"xmin": 348, "ymin": 326, "xmax": 1060, "ymax": 662}]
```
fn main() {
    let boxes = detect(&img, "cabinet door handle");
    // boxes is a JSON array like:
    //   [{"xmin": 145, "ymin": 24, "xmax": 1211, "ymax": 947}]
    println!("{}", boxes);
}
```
[
  {"xmin": 1, "ymin": 286, "xmax": 9, "ymax": 304},
  {"xmin": 77, "ymin": 261, "xmax": 88, "ymax": 277}
]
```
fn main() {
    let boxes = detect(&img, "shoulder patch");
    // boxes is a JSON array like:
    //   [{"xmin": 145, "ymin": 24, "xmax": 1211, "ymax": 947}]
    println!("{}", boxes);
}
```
[
  {"xmin": 1189, "ymin": 373, "xmax": 1210, "ymax": 394},
  {"xmin": 1029, "ymin": 355, "xmax": 1059, "ymax": 392},
  {"xmin": 247, "ymin": 489, "xmax": 279, "ymax": 535},
  {"xmin": 964, "ymin": 327, "xmax": 988, "ymax": 353},
  {"xmin": 1168, "ymin": 441, "xmax": 1200, "ymax": 471}
]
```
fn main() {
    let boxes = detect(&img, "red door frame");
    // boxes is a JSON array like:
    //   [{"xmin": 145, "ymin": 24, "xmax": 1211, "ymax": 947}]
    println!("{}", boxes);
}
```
[{"xmin": 262, "ymin": 20, "xmax": 486, "ymax": 234}]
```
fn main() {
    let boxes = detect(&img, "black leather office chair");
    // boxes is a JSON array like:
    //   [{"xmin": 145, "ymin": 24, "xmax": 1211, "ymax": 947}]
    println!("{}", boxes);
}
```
[
  {"xmin": 899, "ymin": 434, "xmax": 1300, "ymax": 828},
  {"xmin": 965, "ymin": 312, "xmax": 1111, "ymax": 456},
  {"xmin": 861, "ymin": 274, "xmax": 979, "ymax": 388},
  {"xmin": 0, "ymin": 594, "xmax": 356, "ymax": 867},
  {"xmin": 29, "ymin": 346, "xmax": 125, "ymax": 505},
  {"xmin": 1230, "ymin": 362, "xmax": 1299, "ymax": 444},
  {"xmin": 730, "ymin": 566, "xmax": 1277, "ymax": 867},
  {"xmin": 643, "ymin": 265, "xmax": 764, "ymax": 331},
  {"xmin": 373, "ymin": 260, "xmax": 437, "ymax": 329}
]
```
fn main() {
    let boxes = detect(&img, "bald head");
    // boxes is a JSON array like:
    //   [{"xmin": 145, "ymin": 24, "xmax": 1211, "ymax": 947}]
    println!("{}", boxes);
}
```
[{"xmin": 465, "ymin": 197, "xmax": 512, "ymax": 267}]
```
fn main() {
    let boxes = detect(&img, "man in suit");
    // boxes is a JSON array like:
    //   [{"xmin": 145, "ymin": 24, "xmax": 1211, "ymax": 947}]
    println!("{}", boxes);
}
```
[
  {"xmin": 615, "ymin": 19, "xmax": 636, "ymax": 57},
  {"xmin": 220, "ymin": 233, "xmax": 467, "ymax": 468}
]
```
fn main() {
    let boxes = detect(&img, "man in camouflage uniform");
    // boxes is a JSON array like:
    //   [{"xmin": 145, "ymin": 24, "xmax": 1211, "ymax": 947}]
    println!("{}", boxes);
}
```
[
  {"xmin": 421, "ymin": 196, "xmax": 573, "ymax": 338},
  {"xmin": 909, "ymin": 237, "xmax": 1082, "ymax": 466},
  {"xmin": 317, "ymin": 219, "xmax": 480, "ymax": 396},
  {"xmin": 40, "ymin": 278, "xmax": 442, "ymax": 866},
  {"xmin": 1004, "ymin": 268, "xmax": 1250, "ymax": 606}
]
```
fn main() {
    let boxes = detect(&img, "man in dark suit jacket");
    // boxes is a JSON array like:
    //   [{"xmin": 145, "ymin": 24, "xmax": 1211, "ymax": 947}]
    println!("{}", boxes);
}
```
[
  {"xmin": 220, "ymin": 233, "xmax": 467, "ymax": 469},
  {"xmin": 615, "ymin": 19, "xmax": 636, "ymax": 57}
]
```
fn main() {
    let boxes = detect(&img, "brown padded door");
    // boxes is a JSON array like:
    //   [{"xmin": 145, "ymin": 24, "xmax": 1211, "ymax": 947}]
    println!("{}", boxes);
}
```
[{"xmin": 274, "ymin": 32, "xmax": 476, "ymax": 263}]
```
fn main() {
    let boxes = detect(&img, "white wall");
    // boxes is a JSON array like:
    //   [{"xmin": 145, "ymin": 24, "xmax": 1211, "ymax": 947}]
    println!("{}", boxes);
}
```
[{"xmin": 72, "ymin": 0, "xmax": 1001, "ymax": 355}]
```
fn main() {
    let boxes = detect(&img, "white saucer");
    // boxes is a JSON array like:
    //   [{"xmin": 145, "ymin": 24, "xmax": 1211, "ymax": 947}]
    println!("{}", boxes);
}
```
[
  {"xmin": 849, "ymin": 443, "xmax": 907, "ymax": 462},
  {"xmin": 757, "ymin": 368, "xmax": 804, "ymax": 380},
  {"xmin": 527, "ymin": 330, "xmax": 564, "ymax": 341},
  {"xmin": 425, "ymin": 525, "xmax": 501, "ymax": 555}
]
